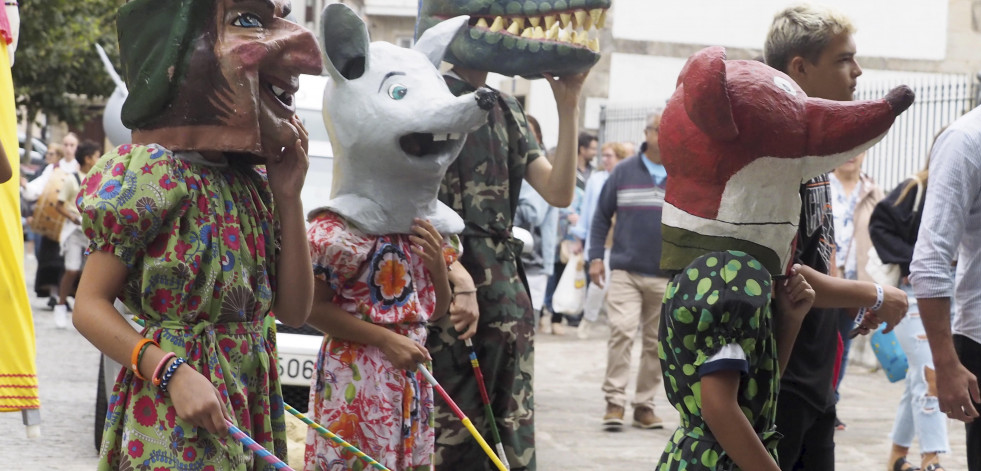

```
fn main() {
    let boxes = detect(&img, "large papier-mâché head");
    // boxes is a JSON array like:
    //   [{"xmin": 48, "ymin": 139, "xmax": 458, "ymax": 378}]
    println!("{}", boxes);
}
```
[
  {"xmin": 416, "ymin": 0, "xmax": 610, "ymax": 77},
  {"xmin": 117, "ymin": 0, "xmax": 323, "ymax": 161},
  {"xmin": 314, "ymin": 3, "xmax": 493, "ymax": 235},
  {"xmin": 659, "ymin": 46, "xmax": 914, "ymax": 276}
]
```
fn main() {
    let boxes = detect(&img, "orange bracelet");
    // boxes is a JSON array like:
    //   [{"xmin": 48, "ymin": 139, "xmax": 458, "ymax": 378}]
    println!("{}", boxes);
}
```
[{"xmin": 130, "ymin": 338, "xmax": 158, "ymax": 381}]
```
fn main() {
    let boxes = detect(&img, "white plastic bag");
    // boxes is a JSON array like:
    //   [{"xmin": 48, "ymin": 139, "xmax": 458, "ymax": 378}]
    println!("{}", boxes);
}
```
[
  {"xmin": 865, "ymin": 247, "xmax": 901, "ymax": 287},
  {"xmin": 552, "ymin": 253, "xmax": 586, "ymax": 315}
]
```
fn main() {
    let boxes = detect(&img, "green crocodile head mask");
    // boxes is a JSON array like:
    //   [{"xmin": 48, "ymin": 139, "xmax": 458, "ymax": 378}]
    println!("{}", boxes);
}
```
[{"xmin": 416, "ymin": 0, "xmax": 611, "ymax": 77}]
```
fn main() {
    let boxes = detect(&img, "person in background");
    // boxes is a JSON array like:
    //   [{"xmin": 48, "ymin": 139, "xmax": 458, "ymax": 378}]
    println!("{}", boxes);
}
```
[
  {"xmin": 516, "ymin": 115, "xmax": 559, "ymax": 315},
  {"xmin": 59, "ymin": 132, "xmax": 79, "ymax": 174},
  {"xmin": 871, "ymin": 154, "xmax": 951, "ymax": 471},
  {"xmin": 540, "ymin": 131, "xmax": 594, "ymax": 334},
  {"xmin": 910, "ymin": 106, "xmax": 981, "ymax": 471},
  {"xmin": 51, "ymin": 139, "xmax": 100, "ymax": 328},
  {"xmin": 590, "ymin": 111, "xmax": 670, "ymax": 431},
  {"xmin": 576, "ymin": 132, "xmax": 598, "ymax": 190},
  {"xmin": 570, "ymin": 140, "xmax": 630, "ymax": 338},
  {"xmin": 22, "ymin": 141, "xmax": 71, "ymax": 307},
  {"xmin": 827, "ymin": 150, "xmax": 883, "ymax": 430}
]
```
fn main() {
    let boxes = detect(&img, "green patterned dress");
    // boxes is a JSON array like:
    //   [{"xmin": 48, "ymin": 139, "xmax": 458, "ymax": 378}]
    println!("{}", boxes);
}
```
[
  {"xmin": 79, "ymin": 144, "xmax": 287, "ymax": 470},
  {"xmin": 657, "ymin": 251, "xmax": 781, "ymax": 470}
]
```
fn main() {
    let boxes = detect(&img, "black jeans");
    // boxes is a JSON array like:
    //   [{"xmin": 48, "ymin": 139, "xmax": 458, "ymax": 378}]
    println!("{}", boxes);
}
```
[
  {"xmin": 776, "ymin": 390, "xmax": 836, "ymax": 471},
  {"xmin": 954, "ymin": 334, "xmax": 981, "ymax": 471}
]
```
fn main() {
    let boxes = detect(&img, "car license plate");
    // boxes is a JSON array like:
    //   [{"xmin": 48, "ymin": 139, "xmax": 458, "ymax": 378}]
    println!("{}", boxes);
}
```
[{"xmin": 277, "ymin": 352, "xmax": 316, "ymax": 386}]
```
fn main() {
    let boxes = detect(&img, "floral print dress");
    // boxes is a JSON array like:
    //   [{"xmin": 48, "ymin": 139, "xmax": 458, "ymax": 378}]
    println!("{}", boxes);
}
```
[
  {"xmin": 657, "ymin": 250, "xmax": 781, "ymax": 470},
  {"xmin": 79, "ymin": 144, "xmax": 286, "ymax": 471},
  {"xmin": 304, "ymin": 211, "xmax": 458, "ymax": 471}
]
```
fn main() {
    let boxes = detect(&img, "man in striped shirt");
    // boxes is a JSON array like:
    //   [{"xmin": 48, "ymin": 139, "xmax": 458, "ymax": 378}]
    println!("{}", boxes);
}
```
[
  {"xmin": 910, "ymin": 105, "xmax": 981, "ymax": 470},
  {"xmin": 589, "ymin": 111, "xmax": 671, "ymax": 431}
]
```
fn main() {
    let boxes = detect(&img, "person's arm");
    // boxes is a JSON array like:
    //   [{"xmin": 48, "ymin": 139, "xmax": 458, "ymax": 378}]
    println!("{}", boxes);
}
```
[
  {"xmin": 266, "ymin": 118, "xmax": 314, "ymax": 327},
  {"xmin": 773, "ymin": 265, "xmax": 815, "ymax": 372},
  {"xmin": 795, "ymin": 264, "xmax": 906, "ymax": 332},
  {"xmin": 524, "ymin": 72, "xmax": 588, "ymax": 207},
  {"xmin": 701, "ymin": 370, "xmax": 781, "ymax": 471},
  {"xmin": 74, "ymin": 251, "xmax": 232, "ymax": 436},
  {"xmin": 55, "ymin": 179, "xmax": 81, "ymax": 224},
  {"xmin": 0, "ymin": 140, "xmax": 11, "ymax": 183},
  {"xmin": 446, "ymin": 259, "xmax": 479, "ymax": 340},
  {"xmin": 587, "ymin": 177, "xmax": 615, "ymax": 288},
  {"xmin": 307, "ymin": 280, "xmax": 429, "ymax": 371},
  {"xmin": 910, "ymin": 127, "xmax": 981, "ymax": 422}
]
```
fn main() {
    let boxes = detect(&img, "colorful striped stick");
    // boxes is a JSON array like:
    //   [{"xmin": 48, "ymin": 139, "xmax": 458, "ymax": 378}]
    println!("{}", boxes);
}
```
[
  {"xmin": 284, "ymin": 404, "xmax": 391, "ymax": 471},
  {"xmin": 417, "ymin": 363, "xmax": 508, "ymax": 471},
  {"xmin": 225, "ymin": 419, "xmax": 294, "ymax": 470},
  {"xmin": 464, "ymin": 338, "xmax": 510, "ymax": 469}
]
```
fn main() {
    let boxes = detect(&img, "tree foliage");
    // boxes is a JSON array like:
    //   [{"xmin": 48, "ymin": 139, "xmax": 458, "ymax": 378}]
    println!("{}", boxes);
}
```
[{"xmin": 12, "ymin": 0, "xmax": 124, "ymax": 128}]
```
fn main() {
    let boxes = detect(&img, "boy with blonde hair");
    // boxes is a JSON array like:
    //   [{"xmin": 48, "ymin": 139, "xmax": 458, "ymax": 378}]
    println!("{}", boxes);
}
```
[{"xmin": 764, "ymin": 4, "xmax": 909, "ymax": 470}]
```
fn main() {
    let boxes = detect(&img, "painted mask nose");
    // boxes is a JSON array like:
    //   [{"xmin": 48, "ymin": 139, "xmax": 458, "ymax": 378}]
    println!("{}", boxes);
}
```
[{"xmin": 279, "ymin": 27, "xmax": 325, "ymax": 76}]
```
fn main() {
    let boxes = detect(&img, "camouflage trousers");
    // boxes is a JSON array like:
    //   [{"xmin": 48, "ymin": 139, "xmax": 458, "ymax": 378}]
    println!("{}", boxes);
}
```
[{"xmin": 427, "ymin": 237, "xmax": 536, "ymax": 471}]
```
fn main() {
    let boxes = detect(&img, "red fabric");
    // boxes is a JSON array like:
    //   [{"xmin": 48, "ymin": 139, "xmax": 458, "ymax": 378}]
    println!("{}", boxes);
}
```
[
  {"xmin": 832, "ymin": 331, "xmax": 844, "ymax": 389},
  {"xmin": 0, "ymin": 7, "xmax": 11, "ymax": 45}
]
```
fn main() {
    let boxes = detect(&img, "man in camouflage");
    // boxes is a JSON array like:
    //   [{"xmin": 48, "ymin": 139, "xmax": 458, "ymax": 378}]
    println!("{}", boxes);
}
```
[{"xmin": 427, "ymin": 67, "xmax": 587, "ymax": 470}]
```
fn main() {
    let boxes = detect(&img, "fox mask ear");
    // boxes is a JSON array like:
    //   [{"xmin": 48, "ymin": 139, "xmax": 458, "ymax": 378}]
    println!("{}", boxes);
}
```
[
  {"xmin": 412, "ymin": 15, "xmax": 468, "ymax": 68},
  {"xmin": 320, "ymin": 3, "xmax": 369, "ymax": 82},
  {"xmin": 679, "ymin": 46, "xmax": 739, "ymax": 141}
]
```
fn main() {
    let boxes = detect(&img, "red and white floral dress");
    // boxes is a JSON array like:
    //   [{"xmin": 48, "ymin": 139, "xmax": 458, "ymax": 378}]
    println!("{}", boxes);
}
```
[{"xmin": 303, "ymin": 210, "xmax": 458, "ymax": 471}]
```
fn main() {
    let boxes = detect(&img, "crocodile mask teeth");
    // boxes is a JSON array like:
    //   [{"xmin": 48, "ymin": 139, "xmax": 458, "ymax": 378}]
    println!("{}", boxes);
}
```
[{"xmin": 417, "ymin": 0, "xmax": 611, "ymax": 78}]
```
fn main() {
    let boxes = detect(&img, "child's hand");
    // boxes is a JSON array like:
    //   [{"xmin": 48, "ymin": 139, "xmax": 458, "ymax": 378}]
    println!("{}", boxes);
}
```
[
  {"xmin": 410, "ymin": 219, "xmax": 447, "ymax": 282},
  {"xmin": 379, "ymin": 330, "xmax": 431, "ymax": 371},
  {"xmin": 167, "ymin": 362, "xmax": 232, "ymax": 436},
  {"xmin": 775, "ymin": 264, "xmax": 815, "ymax": 322},
  {"xmin": 449, "ymin": 291, "xmax": 479, "ymax": 340},
  {"xmin": 266, "ymin": 115, "xmax": 309, "ymax": 202}
]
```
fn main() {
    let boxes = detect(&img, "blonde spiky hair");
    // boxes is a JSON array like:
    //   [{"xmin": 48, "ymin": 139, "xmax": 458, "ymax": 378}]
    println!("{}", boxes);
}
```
[{"xmin": 763, "ymin": 3, "xmax": 855, "ymax": 73}]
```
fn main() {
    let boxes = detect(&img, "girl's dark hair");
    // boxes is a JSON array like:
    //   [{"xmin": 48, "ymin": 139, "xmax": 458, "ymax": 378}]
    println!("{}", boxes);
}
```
[{"xmin": 75, "ymin": 140, "xmax": 102, "ymax": 166}]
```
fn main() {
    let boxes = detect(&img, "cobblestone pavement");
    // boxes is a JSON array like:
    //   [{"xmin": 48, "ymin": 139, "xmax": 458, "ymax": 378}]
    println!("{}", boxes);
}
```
[{"xmin": 0, "ymin": 256, "xmax": 970, "ymax": 469}]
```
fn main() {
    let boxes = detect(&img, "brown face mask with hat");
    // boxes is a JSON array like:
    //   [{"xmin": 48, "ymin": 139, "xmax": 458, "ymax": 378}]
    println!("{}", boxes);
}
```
[{"xmin": 117, "ymin": 0, "xmax": 323, "ymax": 161}]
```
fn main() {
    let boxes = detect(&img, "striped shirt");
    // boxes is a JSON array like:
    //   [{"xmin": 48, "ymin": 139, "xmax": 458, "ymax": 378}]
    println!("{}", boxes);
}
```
[
  {"xmin": 588, "ymin": 154, "xmax": 669, "ymax": 277},
  {"xmin": 910, "ymin": 105, "xmax": 981, "ymax": 344}
]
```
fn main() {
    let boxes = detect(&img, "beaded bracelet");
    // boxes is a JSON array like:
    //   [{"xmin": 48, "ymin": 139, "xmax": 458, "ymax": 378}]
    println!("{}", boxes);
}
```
[
  {"xmin": 151, "ymin": 352, "xmax": 177, "ymax": 387},
  {"xmin": 130, "ymin": 338, "xmax": 158, "ymax": 381},
  {"xmin": 158, "ymin": 357, "xmax": 186, "ymax": 393},
  {"xmin": 4, "ymin": 2, "xmax": 18, "ymax": 6}
]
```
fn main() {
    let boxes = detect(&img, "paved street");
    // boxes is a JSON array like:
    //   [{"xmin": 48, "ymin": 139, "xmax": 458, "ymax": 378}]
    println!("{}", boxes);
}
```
[{"xmin": 0, "ymin": 253, "xmax": 970, "ymax": 469}]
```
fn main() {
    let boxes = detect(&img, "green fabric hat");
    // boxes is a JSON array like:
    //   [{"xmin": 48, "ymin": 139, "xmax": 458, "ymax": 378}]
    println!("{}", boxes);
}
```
[{"xmin": 117, "ymin": 0, "xmax": 214, "ymax": 130}]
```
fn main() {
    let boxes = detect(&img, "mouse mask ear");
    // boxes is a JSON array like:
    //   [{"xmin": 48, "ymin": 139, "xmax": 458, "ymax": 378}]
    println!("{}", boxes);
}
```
[
  {"xmin": 320, "ymin": 3, "xmax": 370, "ymax": 82},
  {"xmin": 679, "ymin": 46, "xmax": 739, "ymax": 141}
]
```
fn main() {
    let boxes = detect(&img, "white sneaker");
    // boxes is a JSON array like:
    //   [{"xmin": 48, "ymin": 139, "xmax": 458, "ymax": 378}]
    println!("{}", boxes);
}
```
[{"xmin": 53, "ymin": 305, "xmax": 68, "ymax": 329}]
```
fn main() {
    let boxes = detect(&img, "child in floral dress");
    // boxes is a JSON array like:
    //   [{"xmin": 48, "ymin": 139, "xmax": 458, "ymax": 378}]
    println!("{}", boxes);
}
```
[
  {"xmin": 303, "ymin": 212, "xmax": 455, "ymax": 471},
  {"xmin": 72, "ymin": 0, "xmax": 321, "ymax": 469}
]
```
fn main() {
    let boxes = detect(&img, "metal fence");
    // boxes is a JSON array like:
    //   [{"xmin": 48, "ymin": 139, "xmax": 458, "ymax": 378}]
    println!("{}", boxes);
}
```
[
  {"xmin": 598, "ymin": 74, "xmax": 980, "ymax": 191},
  {"xmin": 855, "ymin": 74, "xmax": 979, "ymax": 190}
]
